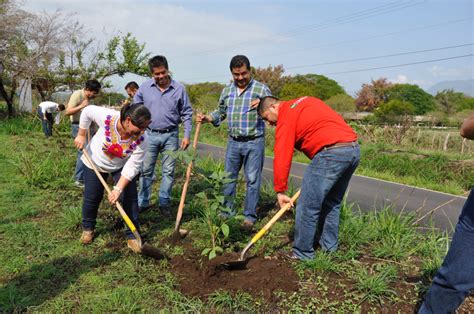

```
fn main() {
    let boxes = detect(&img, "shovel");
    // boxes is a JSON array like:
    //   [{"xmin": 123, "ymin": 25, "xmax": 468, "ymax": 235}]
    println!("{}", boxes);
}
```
[
  {"xmin": 172, "ymin": 121, "xmax": 202, "ymax": 241},
  {"xmin": 82, "ymin": 149, "xmax": 166, "ymax": 260},
  {"xmin": 223, "ymin": 189, "xmax": 301, "ymax": 270}
]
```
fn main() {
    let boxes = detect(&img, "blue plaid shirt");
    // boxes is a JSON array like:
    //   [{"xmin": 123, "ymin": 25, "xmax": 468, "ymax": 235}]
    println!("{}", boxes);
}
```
[{"xmin": 210, "ymin": 79, "xmax": 271, "ymax": 138}]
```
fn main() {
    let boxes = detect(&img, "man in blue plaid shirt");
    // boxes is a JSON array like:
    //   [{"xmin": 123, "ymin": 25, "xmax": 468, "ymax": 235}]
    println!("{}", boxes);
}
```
[{"xmin": 197, "ymin": 55, "xmax": 272, "ymax": 228}]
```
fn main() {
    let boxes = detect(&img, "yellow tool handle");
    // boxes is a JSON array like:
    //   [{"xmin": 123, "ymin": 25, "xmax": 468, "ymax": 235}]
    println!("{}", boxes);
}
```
[
  {"xmin": 250, "ymin": 189, "xmax": 301, "ymax": 244},
  {"xmin": 82, "ymin": 150, "xmax": 137, "ymax": 233}
]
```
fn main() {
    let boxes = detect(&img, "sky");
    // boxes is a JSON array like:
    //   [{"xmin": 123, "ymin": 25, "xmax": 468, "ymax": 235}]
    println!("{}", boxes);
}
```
[{"xmin": 23, "ymin": 0, "xmax": 474, "ymax": 96}]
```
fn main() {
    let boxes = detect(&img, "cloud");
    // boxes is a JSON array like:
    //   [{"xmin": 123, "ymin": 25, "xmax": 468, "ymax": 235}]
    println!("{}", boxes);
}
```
[
  {"xmin": 23, "ymin": 0, "xmax": 273, "ymax": 56},
  {"xmin": 428, "ymin": 65, "xmax": 473, "ymax": 79},
  {"xmin": 391, "ymin": 74, "xmax": 408, "ymax": 83},
  {"xmin": 388, "ymin": 74, "xmax": 432, "ymax": 88}
]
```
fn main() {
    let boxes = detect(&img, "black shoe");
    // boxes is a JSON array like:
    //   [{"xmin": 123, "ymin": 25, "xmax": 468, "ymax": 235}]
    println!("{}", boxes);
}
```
[
  {"xmin": 159, "ymin": 205, "xmax": 172, "ymax": 218},
  {"xmin": 139, "ymin": 205, "xmax": 152, "ymax": 214}
]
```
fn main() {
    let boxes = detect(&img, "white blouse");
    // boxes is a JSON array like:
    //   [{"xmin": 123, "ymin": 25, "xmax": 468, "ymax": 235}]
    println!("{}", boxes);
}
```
[{"xmin": 79, "ymin": 105, "xmax": 148, "ymax": 181}]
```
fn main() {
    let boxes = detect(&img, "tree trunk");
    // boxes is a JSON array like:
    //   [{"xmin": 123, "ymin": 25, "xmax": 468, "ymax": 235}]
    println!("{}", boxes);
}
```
[
  {"xmin": 34, "ymin": 84, "xmax": 47, "ymax": 101},
  {"xmin": 0, "ymin": 63, "xmax": 15, "ymax": 117},
  {"xmin": 0, "ymin": 77, "xmax": 14, "ymax": 117}
]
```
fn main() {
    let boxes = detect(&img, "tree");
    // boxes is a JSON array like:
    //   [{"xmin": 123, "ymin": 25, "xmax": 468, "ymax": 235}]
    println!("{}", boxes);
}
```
[
  {"xmin": 459, "ymin": 96, "xmax": 474, "ymax": 111},
  {"xmin": 252, "ymin": 64, "xmax": 290, "ymax": 96},
  {"xmin": 386, "ymin": 83, "xmax": 435, "ymax": 115},
  {"xmin": 94, "ymin": 91, "xmax": 126, "ymax": 106},
  {"xmin": 279, "ymin": 82, "xmax": 314, "ymax": 100},
  {"xmin": 355, "ymin": 78, "xmax": 392, "ymax": 112},
  {"xmin": 325, "ymin": 93, "xmax": 356, "ymax": 112},
  {"xmin": 375, "ymin": 99, "xmax": 415, "ymax": 122},
  {"xmin": 435, "ymin": 89, "xmax": 471, "ymax": 114},
  {"xmin": 52, "ymin": 31, "xmax": 150, "ymax": 95},
  {"xmin": 186, "ymin": 82, "xmax": 224, "ymax": 112},
  {"xmin": 279, "ymin": 73, "xmax": 345, "ymax": 100},
  {"xmin": 0, "ymin": 0, "xmax": 33, "ymax": 115},
  {"xmin": 374, "ymin": 99, "xmax": 415, "ymax": 145}
]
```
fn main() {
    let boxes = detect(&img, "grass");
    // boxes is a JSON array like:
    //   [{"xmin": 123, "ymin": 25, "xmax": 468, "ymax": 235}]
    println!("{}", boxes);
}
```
[
  {"xmin": 353, "ymin": 263, "xmax": 398, "ymax": 305},
  {"xmin": 0, "ymin": 113, "xmax": 470, "ymax": 311}
]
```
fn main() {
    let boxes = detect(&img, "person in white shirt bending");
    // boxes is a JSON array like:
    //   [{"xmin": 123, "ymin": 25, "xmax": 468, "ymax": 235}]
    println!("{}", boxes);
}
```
[
  {"xmin": 74, "ymin": 103, "xmax": 151, "ymax": 253},
  {"xmin": 37, "ymin": 101, "xmax": 65, "ymax": 137}
]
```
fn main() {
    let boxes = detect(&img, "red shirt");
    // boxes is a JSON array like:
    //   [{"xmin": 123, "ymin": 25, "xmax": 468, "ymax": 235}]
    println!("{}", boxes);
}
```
[{"xmin": 273, "ymin": 96, "xmax": 357, "ymax": 193}]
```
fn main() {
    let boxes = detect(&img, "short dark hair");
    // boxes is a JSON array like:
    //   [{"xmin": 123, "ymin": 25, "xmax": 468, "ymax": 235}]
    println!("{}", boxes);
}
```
[
  {"xmin": 229, "ymin": 55, "xmax": 250, "ymax": 71},
  {"xmin": 257, "ymin": 96, "xmax": 279, "ymax": 117},
  {"xmin": 120, "ymin": 103, "xmax": 151, "ymax": 129},
  {"xmin": 125, "ymin": 81, "xmax": 139, "ymax": 90},
  {"xmin": 58, "ymin": 104, "xmax": 66, "ymax": 111},
  {"xmin": 85, "ymin": 79, "xmax": 101, "ymax": 92},
  {"xmin": 148, "ymin": 55, "xmax": 169, "ymax": 72}
]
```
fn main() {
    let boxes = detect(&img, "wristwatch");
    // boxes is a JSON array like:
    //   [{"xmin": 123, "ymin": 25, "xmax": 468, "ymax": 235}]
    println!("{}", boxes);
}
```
[{"xmin": 113, "ymin": 186, "xmax": 123, "ymax": 194}]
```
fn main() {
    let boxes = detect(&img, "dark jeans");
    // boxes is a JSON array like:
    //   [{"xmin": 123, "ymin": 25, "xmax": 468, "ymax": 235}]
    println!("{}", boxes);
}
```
[
  {"xmin": 82, "ymin": 166, "xmax": 140, "ymax": 239},
  {"xmin": 37, "ymin": 107, "xmax": 53, "ymax": 137},
  {"xmin": 293, "ymin": 144, "xmax": 360, "ymax": 260},
  {"xmin": 419, "ymin": 187, "xmax": 474, "ymax": 313},
  {"xmin": 223, "ymin": 136, "xmax": 265, "ymax": 223}
]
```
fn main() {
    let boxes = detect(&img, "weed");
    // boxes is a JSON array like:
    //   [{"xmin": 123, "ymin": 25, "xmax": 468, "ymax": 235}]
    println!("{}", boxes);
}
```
[
  {"xmin": 207, "ymin": 290, "xmax": 255, "ymax": 312},
  {"xmin": 416, "ymin": 227, "xmax": 450, "ymax": 278},
  {"xmin": 295, "ymin": 251, "xmax": 342, "ymax": 278},
  {"xmin": 353, "ymin": 263, "xmax": 398, "ymax": 305},
  {"xmin": 369, "ymin": 207, "xmax": 419, "ymax": 261},
  {"xmin": 58, "ymin": 206, "xmax": 82, "ymax": 231}
]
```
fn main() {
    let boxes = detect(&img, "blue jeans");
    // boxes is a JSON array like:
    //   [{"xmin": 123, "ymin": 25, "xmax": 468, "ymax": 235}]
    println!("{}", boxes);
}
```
[
  {"xmin": 223, "ymin": 136, "xmax": 265, "ymax": 223},
  {"xmin": 37, "ymin": 107, "xmax": 53, "ymax": 137},
  {"xmin": 293, "ymin": 144, "xmax": 360, "ymax": 260},
  {"xmin": 82, "ymin": 166, "xmax": 139, "ymax": 239},
  {"xmin": 71, "ymin": 124, "xmax": 86, "ymax": 183},
  {"xmin": 419, "ymin": 187, "xmax": 474, "ymax": 314},
  {"xmin": 138, "ymin": 129, "xmax": 179, "ymax": 208}
]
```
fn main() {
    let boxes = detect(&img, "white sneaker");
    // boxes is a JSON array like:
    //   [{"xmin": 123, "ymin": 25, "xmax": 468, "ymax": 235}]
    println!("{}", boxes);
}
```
[{"xmin": 74, "ymin": 181, "xmax": 85, "ymax": 188}]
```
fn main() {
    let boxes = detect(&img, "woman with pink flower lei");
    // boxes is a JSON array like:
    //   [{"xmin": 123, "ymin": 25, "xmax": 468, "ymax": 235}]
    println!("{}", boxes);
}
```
[{"xmin": 74, "ymin": 103, "xmax": 151, "ymax": 253}]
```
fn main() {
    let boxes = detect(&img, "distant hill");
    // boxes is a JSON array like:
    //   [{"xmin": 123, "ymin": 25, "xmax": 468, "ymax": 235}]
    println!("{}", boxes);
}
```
[{"xmin": 428, "ymin": 79, "xmax": 474, "ymax": 96}]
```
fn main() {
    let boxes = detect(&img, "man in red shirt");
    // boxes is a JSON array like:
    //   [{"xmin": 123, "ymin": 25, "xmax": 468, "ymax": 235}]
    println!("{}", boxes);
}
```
[{"xmin": 257, "ymin": 96, "xmax": 360, "ymax": 260}]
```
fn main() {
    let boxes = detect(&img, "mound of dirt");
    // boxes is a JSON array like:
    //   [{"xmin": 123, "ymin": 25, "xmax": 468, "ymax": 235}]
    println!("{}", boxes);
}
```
[{"xmin": 170, "ymin": 252, "xmax": 299, "ymax": 302}]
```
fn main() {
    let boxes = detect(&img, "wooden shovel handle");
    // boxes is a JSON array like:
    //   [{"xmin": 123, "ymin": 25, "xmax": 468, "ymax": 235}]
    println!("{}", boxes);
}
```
[{"xmin": 175, "ymin": 121, "xmax": 202, "ymax": 232}]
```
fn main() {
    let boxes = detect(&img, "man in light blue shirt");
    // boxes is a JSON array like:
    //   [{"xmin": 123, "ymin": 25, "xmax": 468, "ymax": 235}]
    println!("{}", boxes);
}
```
[{"xmin": 134, "ymin": 55, "xmax": 193, "ymax": 216}]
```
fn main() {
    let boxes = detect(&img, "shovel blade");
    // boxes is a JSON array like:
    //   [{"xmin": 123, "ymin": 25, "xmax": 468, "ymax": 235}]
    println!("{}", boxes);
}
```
[
  {"xmin": 221, "ymin": 259, "xmax": 248, "ymax": 271},
  {"xmin": 171, "ymin": 228, "xmax": 189, "ymax": 243},
  {"xmin": 140, "ymin": 243, "xmax": 168, "ymax": 260}
]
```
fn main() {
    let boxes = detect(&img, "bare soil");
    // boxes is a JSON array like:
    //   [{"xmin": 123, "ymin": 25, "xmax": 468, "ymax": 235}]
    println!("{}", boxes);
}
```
[{"xmin": 170, "ymin": 251, "xmax": 299, "ymax": 303}]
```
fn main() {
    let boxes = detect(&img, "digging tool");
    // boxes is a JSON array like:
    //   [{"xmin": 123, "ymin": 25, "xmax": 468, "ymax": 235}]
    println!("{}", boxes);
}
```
[
  {"xmin": 82, "ymin": 149, "xmax": 166, "ymax": 260},
  {"xmin": 223, "ymin": 189, "xmax": 301, "ymax": 270},
  {"xmin": 172, "ymin": 121, "xmax": 202, "ymax": 241}
]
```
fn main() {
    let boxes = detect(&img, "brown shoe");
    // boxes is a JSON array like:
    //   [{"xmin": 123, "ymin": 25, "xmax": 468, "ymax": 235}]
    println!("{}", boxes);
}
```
[
  {"xmin": 80, "ymin": 230, "xmax": 95, "ymax": 244},
  {"xmin": 127, "ymin": 239, "xmax": 142, "ymax": 253}
]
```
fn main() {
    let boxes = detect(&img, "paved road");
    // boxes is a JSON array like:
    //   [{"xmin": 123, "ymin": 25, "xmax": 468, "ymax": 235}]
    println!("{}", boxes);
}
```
[{"xmin": 197, "ymin": 142, "xmax": 468, "ymax": 232}]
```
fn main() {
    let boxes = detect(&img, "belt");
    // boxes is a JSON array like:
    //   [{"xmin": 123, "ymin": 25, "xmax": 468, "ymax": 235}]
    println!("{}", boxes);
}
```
[
  {"xmin": 322, "ymin": 141, "xmax": 358, "ymax": 151},
  {"xmin": 148, "ymin": 126, "xmax": 177, "ymax": 133},
  {"xmin": 71, "ymin": 121, "xmax": 79, "ymax": 125},
  {"xmin": 230, "ymin": 134, "xmax": 263, "ymax": 142}
]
